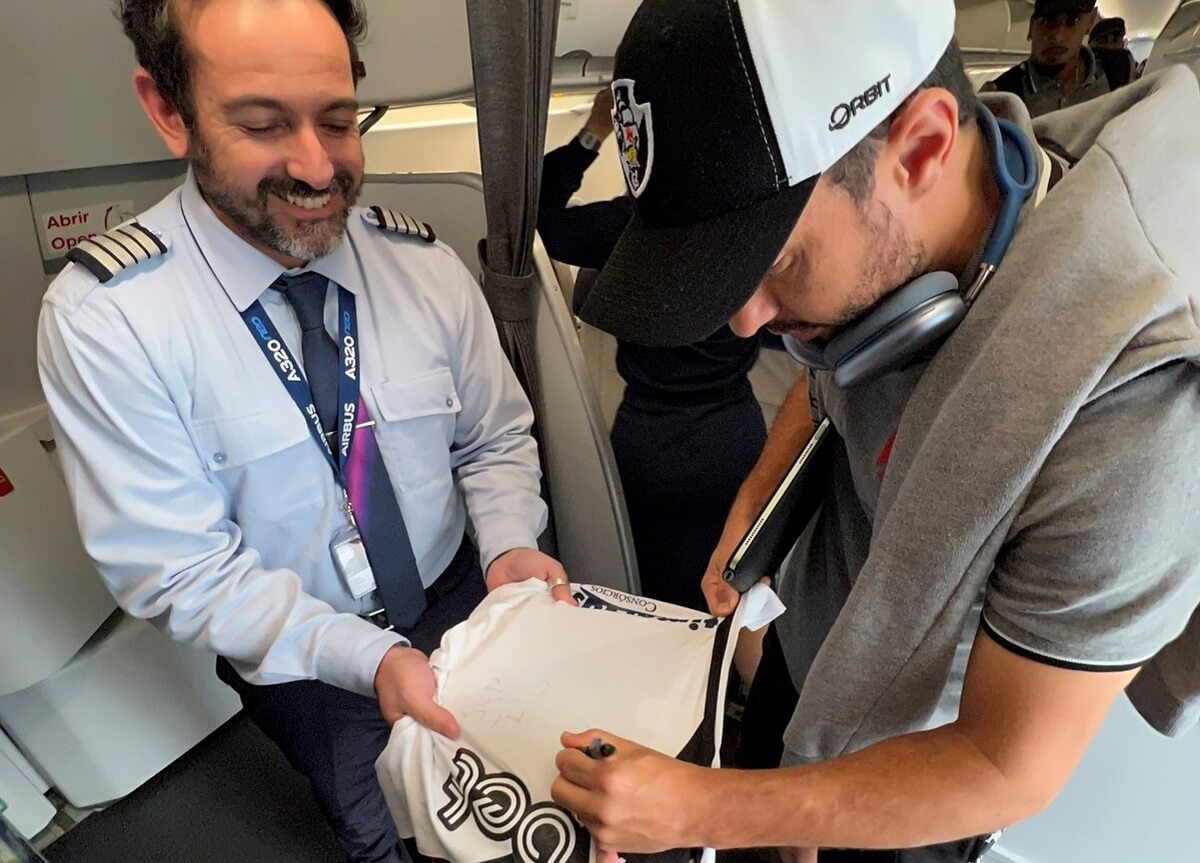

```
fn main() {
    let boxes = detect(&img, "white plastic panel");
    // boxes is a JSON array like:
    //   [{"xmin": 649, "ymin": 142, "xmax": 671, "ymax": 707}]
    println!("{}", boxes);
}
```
[
  {"xmin": 25, "ymin": 161, "xmax": 187, "ymax": 264},
  {"xmin": 0, "ymin": 730, "xmax": 55, "ymax": 841},
  {"xmin": 1146, "ymin": 1, "xmax": 1200, "ymax": 76},
  {"xmin": 355, "ymin": 1, "xmax": 473, "ymax": 107},
  {"xmin": 956, "ymin": 1, "xmax": 1012, "ymax": 50},
  {"xmin": 0, "ymin": 162, "xmax": 188, "ymax": 423},
  {"xmin": 987, "ymin": 697, "xmax": 1200, "ymax": 863},
  {"xmin": 556, "ymin": 0, "xmax": 640, "ymax": 57},
  {"xmin": 0, "ymin": 615, "xmax": 240, "ymax": 808},
  {"xmin": 0, "ymin": 417, "xmax": 117, "ymax": 697},
  {"xmin": 0, "ymin": 0, "xmax": 472, "ymax": 178},
  {"xmin": 359, "ymin": 172, "xmax": 638, "ymax": 592},
  {"xmin": 0, "ymin": 177, "xmax": 52, "ymax": 420}
]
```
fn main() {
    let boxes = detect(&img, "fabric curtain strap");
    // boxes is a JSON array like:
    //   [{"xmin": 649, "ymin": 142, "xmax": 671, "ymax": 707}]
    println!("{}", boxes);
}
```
[{"xmin": 477, "ymin": 240, "xmax": 538, "ymax": 322}]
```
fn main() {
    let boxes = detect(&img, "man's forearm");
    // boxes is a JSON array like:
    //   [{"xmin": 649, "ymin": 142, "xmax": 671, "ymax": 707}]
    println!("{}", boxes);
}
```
[
  {"xmin": 693, "ymin": 726, "xmax": 1037, "ymax": 852},
  {"xmin": 724, "ymin": 376, "xmax": 816, "ymax": 533}
]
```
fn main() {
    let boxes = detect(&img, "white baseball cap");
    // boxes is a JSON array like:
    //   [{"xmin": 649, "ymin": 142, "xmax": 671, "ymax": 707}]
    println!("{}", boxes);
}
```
[{"xmin": 579, "ymin": 0, "xmax": 958, "ymax": 347}]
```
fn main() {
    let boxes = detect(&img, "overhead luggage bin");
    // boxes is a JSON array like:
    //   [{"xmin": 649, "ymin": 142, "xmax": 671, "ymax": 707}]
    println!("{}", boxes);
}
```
[{"xmin": 0, "ymin": 0, "xmax": 474, "ymax": 178}]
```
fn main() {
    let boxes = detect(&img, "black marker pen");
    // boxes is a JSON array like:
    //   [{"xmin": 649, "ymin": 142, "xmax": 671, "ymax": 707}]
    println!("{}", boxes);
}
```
[{"xmin": 582, "ymin": 737, "xmax": 617, "ymax": 759}]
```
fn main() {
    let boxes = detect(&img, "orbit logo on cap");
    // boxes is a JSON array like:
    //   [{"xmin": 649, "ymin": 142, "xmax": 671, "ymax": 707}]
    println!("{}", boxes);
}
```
[{"xmin": 611, "ymin": 79, "xmax": 655, "ymax": 198}]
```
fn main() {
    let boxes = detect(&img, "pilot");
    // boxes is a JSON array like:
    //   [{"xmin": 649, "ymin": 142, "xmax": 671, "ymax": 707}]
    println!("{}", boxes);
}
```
[
  {"xmin": 555, "ymin": 2, "xmax": 1200, "ymax": 862},
  {"xmin": 984, "ymin": 0, "xmax": 1133, "ymax": 117},
  {"xmin": 37, "ymin": 1, "xmax": 568, "ymax": 861},
  {"xmin": 538, "ymin": 88, "xmax": 766, "ymax": 612}
]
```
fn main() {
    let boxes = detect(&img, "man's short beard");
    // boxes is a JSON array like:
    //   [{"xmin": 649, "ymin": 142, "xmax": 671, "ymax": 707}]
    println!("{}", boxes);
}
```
[
  {"xmin": 190, "ymin": 133, "xmax": 361, "ymax": 262},
  {"xmin": 1032, "ymin": 60, "xmax": 1069, "ymax": 79},
  {"xmin": 770, "ymin": 200, "xmax": 927, "ymax": 337}
]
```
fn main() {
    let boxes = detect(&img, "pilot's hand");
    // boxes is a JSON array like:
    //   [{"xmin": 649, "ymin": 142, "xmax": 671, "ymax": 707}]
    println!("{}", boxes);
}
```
[
  {"xmin": 585, "ymin": 86, "xmax": 616, "ymax": 140},
  {"xmin": 552, "ymin": 730, "xmax": 704, "ymax": 855},
  {"xmin": 486, "ymin": 548, "xmax": 578, "ymax": 605},
  {"xmin": 374, "ymin": 646, "xmax": 460, "ymax": 736}
]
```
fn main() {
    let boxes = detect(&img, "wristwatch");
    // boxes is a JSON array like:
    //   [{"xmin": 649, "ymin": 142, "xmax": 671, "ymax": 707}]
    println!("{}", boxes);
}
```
[{"xmin": 576, "ymin": 128, "xmax": 603, "ymax": 153}]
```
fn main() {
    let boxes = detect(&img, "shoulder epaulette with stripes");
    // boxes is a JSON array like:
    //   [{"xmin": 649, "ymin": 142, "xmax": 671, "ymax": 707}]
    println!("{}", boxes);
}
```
[
  {"xmin": 65, "ymin": 222, "xmax": 169, "ymax": 283},
  {"xmin": 364, "ymin": 206, "xmax": 436, "ymax": 243}
]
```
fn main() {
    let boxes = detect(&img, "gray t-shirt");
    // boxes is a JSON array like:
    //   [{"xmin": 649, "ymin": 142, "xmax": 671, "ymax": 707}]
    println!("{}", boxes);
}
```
[{"xmin": 776, "ymin": 360, "xmax": 1200, "ymax": 732}]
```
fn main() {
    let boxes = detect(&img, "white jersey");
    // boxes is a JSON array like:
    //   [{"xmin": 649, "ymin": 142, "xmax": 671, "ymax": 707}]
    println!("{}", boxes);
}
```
[{"xmin": 377, "ymin": 580, "xmax": 783, "ymax": 863}]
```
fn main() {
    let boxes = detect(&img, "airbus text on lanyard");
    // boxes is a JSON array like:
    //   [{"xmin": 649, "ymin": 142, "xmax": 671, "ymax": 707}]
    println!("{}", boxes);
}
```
[
  {"xmin": 242, "ymin": 287, "xmax": 360, "ymax": 473},
  {"xmin": 239, "ymin": 287, "xmax": 378, "ymax": 599}
]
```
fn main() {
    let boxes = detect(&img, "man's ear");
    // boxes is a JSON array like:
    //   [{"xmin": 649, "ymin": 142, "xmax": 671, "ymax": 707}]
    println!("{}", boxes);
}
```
[
  {"xmin": 882, "ymin": 89, "xmax": 959, "ymax": 204},
  {"xmin": 133, "ymin": 68, "xmax": 190, "ymax": 159}
]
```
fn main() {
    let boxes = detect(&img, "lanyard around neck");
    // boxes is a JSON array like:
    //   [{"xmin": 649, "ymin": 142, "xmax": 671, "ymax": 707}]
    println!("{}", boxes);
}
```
[{"xmin": 239, "ymin": 286, "xmax": 362, "ymax": 481}]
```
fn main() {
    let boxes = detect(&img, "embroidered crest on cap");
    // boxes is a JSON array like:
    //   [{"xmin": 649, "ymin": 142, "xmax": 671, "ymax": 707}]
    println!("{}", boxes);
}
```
[
  {"xmin": 611, "ymin": 79, "xmax": 655, "ymax": 198},
  {"xmin": 64, "ymin": 222, "xmax": 169, "ymax": 283},
  {"xmin": 364, "ymin": 206, "xmax": 437, "ymax": 243}
]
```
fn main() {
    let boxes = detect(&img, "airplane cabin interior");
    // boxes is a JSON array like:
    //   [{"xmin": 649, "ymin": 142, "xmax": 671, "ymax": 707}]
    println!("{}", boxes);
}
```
[{"xmin": 1, "ymin": 2, "xmax": 1198, "ymax": 862}]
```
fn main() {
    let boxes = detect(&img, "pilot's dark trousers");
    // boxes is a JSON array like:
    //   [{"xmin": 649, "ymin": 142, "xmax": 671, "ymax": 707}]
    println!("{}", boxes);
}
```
[
  {"xmin": 216, "ymin": 535, "xmax": 485, "ymax": 863},
  {"xmin": 727, "ymin": 625, "xmax": 997, "ymax": 863}
]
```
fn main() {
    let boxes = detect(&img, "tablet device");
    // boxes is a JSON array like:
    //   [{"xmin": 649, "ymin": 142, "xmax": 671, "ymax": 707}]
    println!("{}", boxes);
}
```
[{"xmin": 722, "ymin": 416, "xmax": 837, "ymax": 594}]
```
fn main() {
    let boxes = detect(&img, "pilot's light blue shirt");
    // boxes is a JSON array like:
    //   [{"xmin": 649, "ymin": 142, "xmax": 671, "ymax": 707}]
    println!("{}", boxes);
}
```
[{"xmin": 38, "ymin": 172, "xmax": 547, "ymax": 697}]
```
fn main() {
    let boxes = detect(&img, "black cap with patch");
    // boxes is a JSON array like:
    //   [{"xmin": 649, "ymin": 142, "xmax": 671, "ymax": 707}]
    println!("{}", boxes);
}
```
[
  {"xmin": 1033, "ymin": 0, "xmax": 1098, "ymax": 19},
  {"xmin": 576, "ymin": 0, "xmax": 815, "ymax": 348}
]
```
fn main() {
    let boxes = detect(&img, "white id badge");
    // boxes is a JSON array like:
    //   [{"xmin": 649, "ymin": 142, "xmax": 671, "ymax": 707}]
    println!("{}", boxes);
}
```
[{"xmin": 330, "ymin": 524, "xmax": 377, "ymax": 599}]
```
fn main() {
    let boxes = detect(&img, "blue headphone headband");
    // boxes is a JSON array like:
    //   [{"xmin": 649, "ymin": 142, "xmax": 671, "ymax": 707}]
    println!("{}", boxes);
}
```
[
  {"xmin": 783, "ymin": 104, "xmax": 1039, "ymax": 388},
  {"xmin": 979, "ymin": 106, "xmax": 1039, "ymax": 266}
]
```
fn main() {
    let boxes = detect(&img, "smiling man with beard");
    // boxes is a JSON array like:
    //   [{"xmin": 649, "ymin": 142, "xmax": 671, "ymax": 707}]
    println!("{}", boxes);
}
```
[{"xmin": 36, "ymin": 2, "xmax": 568, "ymax": 861}]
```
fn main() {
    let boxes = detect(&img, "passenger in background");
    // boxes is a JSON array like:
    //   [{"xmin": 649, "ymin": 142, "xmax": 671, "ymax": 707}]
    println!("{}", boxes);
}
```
[
  {"xmin": 1090, "ymin": 16, "xmax": 1140, "ymax": 81},
  {"xmin": 39, "ymin": 1, "xmax": 566, "ymax": 861},
  {"xmin": 538, "ymin": 88, "xmax": 766, "ymax": 611},
  {"xmin": 1090, "ymin": 15, "xmax": 1128, "ymax": 51},
  {"xmin": 985, "ymin": 0, "xmax": 1133, "ymax": 117}
]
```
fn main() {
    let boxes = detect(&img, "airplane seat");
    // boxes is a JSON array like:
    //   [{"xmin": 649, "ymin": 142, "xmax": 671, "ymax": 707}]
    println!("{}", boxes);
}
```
[
  {"xmin": 361, "ymin": 172, "xmax": 639, "ymax": 593},
  {"xmin": 0, "ymin": 407, "xmax": 239, "ymax": 819},
  {"xmin": 547, "ymin": 257, "xmax": 577, "ymax": 312},
  {"xmin": 0, "ymin": 727, "xmax": 55, "ymax": 840}
]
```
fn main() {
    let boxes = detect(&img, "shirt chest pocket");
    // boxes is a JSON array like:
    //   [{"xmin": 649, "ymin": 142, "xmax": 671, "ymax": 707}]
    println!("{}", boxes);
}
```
[
  {"xmin": 189, "ymin": 408, "xmax": 326, "ymax": 523},
  {"xmin": 369, "ymin": 367, "xmax": 462, "ymax": 491},
  {"xmin": 193, "ymin": 409, "xmax": 311, "ymax": 471}
]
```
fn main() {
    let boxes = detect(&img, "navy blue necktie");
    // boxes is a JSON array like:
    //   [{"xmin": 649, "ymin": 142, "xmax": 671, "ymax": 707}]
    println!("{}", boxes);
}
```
[
  {"xmin": 278, "ymin": 272, "xmax": 340, "ymax": 432},
  {"xmin": 278, "ymin": 272, "xmax": 428, "ymax": 629}
]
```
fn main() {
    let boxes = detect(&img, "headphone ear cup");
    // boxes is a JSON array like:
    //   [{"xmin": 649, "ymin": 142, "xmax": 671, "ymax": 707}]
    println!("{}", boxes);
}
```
[
  {"xmin": 783, "ymin": 334, "xmax": 833, "ymax": 370},
  {"xmin": 780, "ymin": 272, "xmax": 964, "ymax": 384},
  {"xmin": 825, "ymin": 271, "xmax": 964, "ymax": 388}
]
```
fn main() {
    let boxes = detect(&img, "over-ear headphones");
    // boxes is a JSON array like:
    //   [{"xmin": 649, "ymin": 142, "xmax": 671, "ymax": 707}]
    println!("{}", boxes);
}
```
[{"xmin": 783, "ymin": 104, "xmax": 1039, "ymax": 388}]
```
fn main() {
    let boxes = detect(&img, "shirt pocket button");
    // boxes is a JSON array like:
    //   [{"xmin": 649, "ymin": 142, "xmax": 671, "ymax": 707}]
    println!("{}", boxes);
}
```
[{"xmin": 213, "ymin": 452, "xmax": 228, "ymax": 465}]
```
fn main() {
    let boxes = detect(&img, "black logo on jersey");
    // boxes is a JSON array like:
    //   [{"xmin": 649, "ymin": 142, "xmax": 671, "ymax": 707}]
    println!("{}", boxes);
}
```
[
  {"xmin": 439, "ymin": 749, "xmax": 586, "ymax": 863},
  {"xmin": 829, "ymin": 74, "xmax": 893, "ymax": 131},
  {"xmin": 611, "ymin": 79, "xmax": 655, "ymax": 198},
  {"xmin": 575, "ymin": 586, "xmax": 720, "ymax": 631}
]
